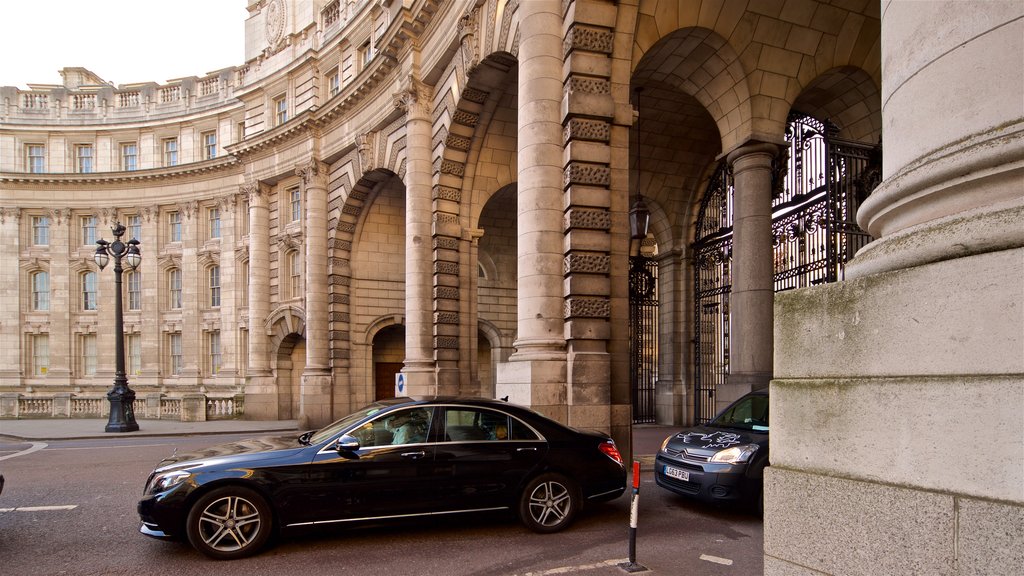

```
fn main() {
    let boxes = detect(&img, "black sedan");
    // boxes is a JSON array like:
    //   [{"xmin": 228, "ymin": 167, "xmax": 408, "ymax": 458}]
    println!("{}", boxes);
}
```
[
  {"xmin": 138, "ymin": 397, "xmax": 627, "ymax": 559},
  {"xmin": 654, "ymin": 389, "xmax": 769, "ymax": 512}
]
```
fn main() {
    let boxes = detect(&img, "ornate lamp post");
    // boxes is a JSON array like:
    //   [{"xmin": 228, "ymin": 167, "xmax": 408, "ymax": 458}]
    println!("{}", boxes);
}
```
[{"xmin": 94, "ymin": 222, "xmax": 141, "ymax": 432}]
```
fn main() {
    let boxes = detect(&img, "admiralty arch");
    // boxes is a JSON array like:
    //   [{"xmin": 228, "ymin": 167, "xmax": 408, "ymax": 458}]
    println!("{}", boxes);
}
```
[{"xmin": 1, "ymin": 1, "xmax": 1021, "ymax": 573}]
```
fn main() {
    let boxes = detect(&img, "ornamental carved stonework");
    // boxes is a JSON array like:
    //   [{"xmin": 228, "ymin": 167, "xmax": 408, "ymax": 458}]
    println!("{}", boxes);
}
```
[
  {"xmin": 434, "ymin": 311, "xmax": 459, "ymax": 324},
  {"xmin": 452, "ymin": 109, "xmax": 479, "ymax": 127},
  {"xmin": 566, "ymin": 77, "xmax": 611, "ymax": 95},
  {"xmin": 565, "ymin": 208, "xmax": 612, "ymax": 231},
  {"xmin": 564, "ymin": 253, "xmax": 610, "ymax": 274},
  {"xmin": 564, "ymin": 25, "xmax": 614, "ymax": 56},
  {"xmin": 564, "ymin": 118, "xmax": 611, "ymax": 143},
  {"xmin": 435, "ymin": 335, "xmax": 459, "ymax": 349},
  {"xmin": 440, "ymin": 159, "xmax": 466, "ymax": 177},
  {"xmin": 565, "ymin": 297, "xmax": 611, "ymax": 318},
  {"xmin": 435, "ymin": 261, "xmax": 459, "ymax": 275},
  {"xmin": 445, "ymin": 134, "xmax": 471, "ymax": 151},
  {"xmin": 434, "ymin": 286, "xmax": 459, "ymax": 300},
  {"xmin": 433, "ymin": 236, "xmax": 459, "ymax": 251},
  {"xmin": 265, "ymin": 0, "xmax": 287, "ymax": 48},
  {"xmin": 434, "ymin": 185, "xmax": 462, "ymax": 203},
  {"xmin": 564, "ymin": 162, "xmax": 611, "ymax": 187},
  {"xmin": 0, "ymin": 207, "xmax": 21, "ymax": 224}
]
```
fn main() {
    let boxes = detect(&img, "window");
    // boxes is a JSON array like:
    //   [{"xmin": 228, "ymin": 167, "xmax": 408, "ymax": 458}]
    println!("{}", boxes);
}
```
[
  {"xmin": 81, "ymin": 334, "xmax": 97, "ymax": 376},
  {"xmin": 240, "ymin": 260, "xmax": 249, "ymax": 307},
  {"xmin": 169, "ymin": 333, "xmax": 183, "ymax": 375},
  {"xmin": 202, "ymin": 131, "xmax": 217, "ymax": 160},
  {"xmin": 288, "ymin": 251, "xmax": 301, "ymax": 298},
  {"xmin": 169, "ymin": 211, "xmax": 181, "ymax": 242},
  {"xmin": 240, "ymin": 201, "xmax": 250, "ymax": 235},
  {"xmin": 350, "ymin": 407, "xmax": 433, "ymax": 447},
  {"xmin": 82, "ymin": 271, "xmax": 98, "ymax": 311},
  {"xmin": 163, "ymin": 138, "xmax": 178, "ymax": 167},
  {"xmin": 81, "ymin": 216, "xmax": 97, "ymax": 245},
  {"xmin": 126, "ymin": 334, "xmax": 141, "ymax": 375},
  {"xmin": 442, "ymin": 408, "xmax": 539, "ymax": 442},
  {"xmin": 209, "ymin": 330, "xmax": 221, "ymax": 375},
  {"xmin": 127, "ymin": 271, "xmax": 142, "ymax": 310},
  {"xmin": 121, "ymin": 142, "xmax": 138, "ymax": 171},
  {"xmin": 209, "ymin": 265, "xmax": 221, "ymax": 307},
  {"xmin": 168, "ymin": 268, "xmax": 182, "ymax": 309},
  {"xmin": 329, "ymin": 69, "xmax": 340, "ymax": 97},
  {"xmin": 274, "ymin": 95, "xmax": 288, "ymax": 126},
  {"xmin": 32, "ymin": 215, "xmax": 50, "ymax": 245},
  {"xmin": 237, "ymin": 121, "xmax": 246, "ymax": 142},
  {"xmin": 127, "ymin": 214, "xmax": 142, "ymax": 241},
  {"xmin": 208, "ymin": 207, "xmax": 221, "ymax": 239},
  {"xmin": 359, "ymin": 41, "xmax": 372, "ymax": 68},
  {"xmin": 76, "ymin": 145, "xmax": 94, "ymax": 173},
  {"xmin": 290, "ymin": 187, "xmax": 301, "ymax": 222},
  {"xmin": 27, "ymin": 144, "xmax": 45, "ymax": 173},
  {"xmin": 32, "ymin": 271, "xmax": 49, "ymax": 311},
  {"xmin": 31, "ymin": 334, "xmax": 49, "ymax": 375}
]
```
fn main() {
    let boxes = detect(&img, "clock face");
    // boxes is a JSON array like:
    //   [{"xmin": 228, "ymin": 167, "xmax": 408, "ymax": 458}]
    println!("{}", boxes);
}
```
[{"xmin": 265, "ymin": 0, "xmax": 286, "ymax": 46}]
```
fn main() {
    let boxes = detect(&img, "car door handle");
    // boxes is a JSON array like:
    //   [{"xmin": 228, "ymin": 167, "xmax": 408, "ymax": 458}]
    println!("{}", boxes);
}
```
[
  {"xmin": 516, "ymin": 447, "xmax": 538, "ymax": 453},
  {"xmin": 401, "ymin": 451, "xmax": 426, "ymax": 459}
]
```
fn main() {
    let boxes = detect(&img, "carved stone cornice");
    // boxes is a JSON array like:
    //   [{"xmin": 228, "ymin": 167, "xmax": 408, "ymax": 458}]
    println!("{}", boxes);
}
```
[
  {"xmin": 295, "ymin": 160, "xmax": 325, "ymax": 185},
  {"xmin": 0, "ymin": 207, "xmax": 21, "ymax": 224},
  {"xmin": 48, "ymin": 208, "xmax": 71, "ymax": 225}
]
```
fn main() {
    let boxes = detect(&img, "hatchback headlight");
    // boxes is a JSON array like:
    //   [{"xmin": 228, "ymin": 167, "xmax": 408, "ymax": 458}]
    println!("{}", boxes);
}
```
[
  {"xmin": 710, "ymin": 444, "xmax": 759, "ymax": 463},
  {"xmin": 149, "ymin": 470, "xmax": 192, "ymax": 494}
]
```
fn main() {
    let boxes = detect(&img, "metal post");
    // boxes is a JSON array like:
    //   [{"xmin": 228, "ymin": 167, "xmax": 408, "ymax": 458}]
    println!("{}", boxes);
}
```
[
  {"xmin": 618, "ymin": 461, "xmax": 647, "ymax": 573},
  {"xmin": 96, "ymin": 222, "xmax": 140, "ymax": 432}
]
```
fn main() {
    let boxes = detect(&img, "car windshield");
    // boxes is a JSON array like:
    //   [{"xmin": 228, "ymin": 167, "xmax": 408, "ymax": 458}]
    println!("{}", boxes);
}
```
[
  {"xmin": 307, "ymin": 402, "xmax": 393, "ymax": 445},
  {"xmin": 710, "ymin": 394, "xmax": 769, "ymax": 432}
]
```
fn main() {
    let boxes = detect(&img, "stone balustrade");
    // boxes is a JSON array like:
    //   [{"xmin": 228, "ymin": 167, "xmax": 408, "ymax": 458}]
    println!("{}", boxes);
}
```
[{"xmin": 0, "ymin": 392, "xmax": 244, "ymax": 421}]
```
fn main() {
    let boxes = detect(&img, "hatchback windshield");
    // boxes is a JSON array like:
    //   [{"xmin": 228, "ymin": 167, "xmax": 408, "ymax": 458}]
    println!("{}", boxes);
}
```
[{"xmin": 710, "ymin": 394, "xmax": 768, "ymax": 432}]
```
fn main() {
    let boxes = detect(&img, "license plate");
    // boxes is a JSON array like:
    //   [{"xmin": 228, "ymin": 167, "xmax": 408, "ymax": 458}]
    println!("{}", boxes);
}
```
[{"xmin": 664, "ymin": 465, "xmax": 689, "ymax": 482}]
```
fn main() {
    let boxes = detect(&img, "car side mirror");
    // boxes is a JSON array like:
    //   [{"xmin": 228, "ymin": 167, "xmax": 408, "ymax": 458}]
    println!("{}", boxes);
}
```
[{"xmin": 336, "ymin": 434, "xmax": 360, "ymax": 452}]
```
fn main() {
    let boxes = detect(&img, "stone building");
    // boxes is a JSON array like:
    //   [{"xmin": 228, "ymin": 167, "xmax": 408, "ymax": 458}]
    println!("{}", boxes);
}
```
[{"xmin": 0, "ymin": 1, "xmax": 1020, "ymax": 573}]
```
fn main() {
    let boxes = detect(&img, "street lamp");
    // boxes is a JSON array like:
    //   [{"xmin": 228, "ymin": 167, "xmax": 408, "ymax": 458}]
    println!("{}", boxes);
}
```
[{"xmin": 94, "ymin": 222, "xmax": 141, "ymax": 432}]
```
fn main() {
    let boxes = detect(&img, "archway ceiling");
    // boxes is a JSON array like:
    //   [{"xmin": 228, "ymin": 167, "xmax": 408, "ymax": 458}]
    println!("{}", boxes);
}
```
[{"xmin": 793, "ymin": 66, "xmax": 881, "ymax": 143}]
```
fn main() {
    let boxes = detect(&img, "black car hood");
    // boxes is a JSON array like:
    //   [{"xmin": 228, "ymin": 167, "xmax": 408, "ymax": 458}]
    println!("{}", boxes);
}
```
[
  {"xmin": 664, "ymin": 425, "xmax": 768, "ymax": 453},
  {"xmin": 155, "ymin": 435, "xmax": 306, "ymax": 471}
]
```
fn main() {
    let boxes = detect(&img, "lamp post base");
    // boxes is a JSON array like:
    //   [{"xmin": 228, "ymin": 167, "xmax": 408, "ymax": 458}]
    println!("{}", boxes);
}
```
[{"xmin": 105, "ymin": 386, "xmax": 139, "ymax": 433}]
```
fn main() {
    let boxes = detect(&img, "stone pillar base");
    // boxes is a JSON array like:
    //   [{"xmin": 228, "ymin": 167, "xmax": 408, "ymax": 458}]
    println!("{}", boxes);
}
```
[
  {"xmin": 300, "ymin": 372, "xmax": 333, "ymax": 429},
  {"xmin": 244, "ymin": 375, "xmax": 279, "ymax": 420},
  {"xmin": 181, "ymin": 394, "xmax": 207, "ymax": 422},
  {"xmin": 401, "ymin": 365, "xmax": 437, "ymax": 398},
  {"xmin": 496, "ymin": 358, "xmax": 567, "ymax": 423}
]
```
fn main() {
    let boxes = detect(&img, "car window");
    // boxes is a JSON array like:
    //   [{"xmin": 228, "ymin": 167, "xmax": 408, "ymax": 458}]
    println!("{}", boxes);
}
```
[
  {"xmin": 350, "ymin": 407, "xmax": 432, "ymax": 447},
  {"xmin": 711, "ymin": 394, "xmax": 769, "ymax": 431},
  {"xmin": 442, "ymin": 408, "xmax": 539, "ymax": 442}
]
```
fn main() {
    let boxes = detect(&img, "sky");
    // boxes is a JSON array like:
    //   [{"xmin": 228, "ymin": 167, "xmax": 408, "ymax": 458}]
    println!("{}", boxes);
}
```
[{"xmin": 0, "ymin": 1, "xmax": 247, "ymax": 88}]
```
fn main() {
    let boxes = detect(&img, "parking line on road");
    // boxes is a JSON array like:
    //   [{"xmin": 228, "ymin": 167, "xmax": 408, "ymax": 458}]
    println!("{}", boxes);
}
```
[
  {"xmin": 514, "ymin": 558, "xmax": 627, "ymax": 576},
  {"xmin": 0, "ymin": 442, "xmax": 47, "ymax": 462},
  {"xmin": 0, "ymin": 505, "xmax": 78, "ymax": 513},
  {"xmin": 700, "ymin": 554, "xmax": 734, "ymax": 566},
  {"xmin": 47, "ymin": 443, "xmax": 172, "ymax": 451}
]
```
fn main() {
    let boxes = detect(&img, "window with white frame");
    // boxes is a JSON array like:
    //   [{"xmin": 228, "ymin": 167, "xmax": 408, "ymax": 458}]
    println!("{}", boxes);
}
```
[
  {"xmin": 290, "ymin": 187, "xmax": 301, "ymax": 222},
  {"xmin": 81, "ymin": 333, "xmax": 97, "ymax": 376},
  {"xmin": 121, "ymin": 142, "xmax": 138, "ymax": 171},
  {"xmin": 168, "ymin": 211, "xmax": 181, "ymax": 242},
  {"xmin": 31, "ymin": 334, "xmax": 49, "ymax": 375},
  {"xmin": 81, "ymin": 215, "xmax": 97, "ymax": 245},
  {"xmin": 274, "ymin": 95, "xmax": 288, "ymax": 126},
  {"xmin": 127, "ymin": 270, "xmax": 142, "ymax": 310},
  {"xmin": 126, "ymin": 333, "xmax": 141, "ymax": 375},
  {"xmin": 32, "ymin": 271, "xmax": 49, "ymax": 310},
  {"xmin": 82, "ymin": 271, "xmax": 98, "ymax": 311},
  {"xmin": 208, "ymin": 207, "xmax": 221, "ymax": 239},
  {"xmin": 209, "ymin": 265, "xmax": 221, "ymax": 307},
  {"xmin": 127, "ymin": 214, "xmax": 142, "ymax": 241},
  {"xmin": 209, "ymin": 330, "xmax": 221, "ymax": 375},
  {"xmin": 202, "ymin": 131, "xmax": 217, "ymax": 160},
  {"xmin": 168, "ymin": 268, "xmax": 182, "ymax": 309},
  {"xmin": 27, "ymin": 144, "xmax": 45, "ymax": 173},
  {"xmin": 169, "ymin": 333, "xmax": 182, "ymax": 375},
  {"xmin": 76, "ymin": 145, "xmax": 94, "ymax": 173},
  {"xmin": 359, "ymin": 41, "xmax": 372, "ymax": 68},
  {"xmin": 288, "ymin": 250, "xmax": 301, "ymax": 299},
  {"xmin": 32, "ymin": 215, "xmax": 50, "ymax": 245},
  {"xmin": 163, "ymin": 138, "xmax": 178, "ymax": 167},
  {"xmin": 329, "ymin": 69, "xmax": 340, "ymax": 97}
]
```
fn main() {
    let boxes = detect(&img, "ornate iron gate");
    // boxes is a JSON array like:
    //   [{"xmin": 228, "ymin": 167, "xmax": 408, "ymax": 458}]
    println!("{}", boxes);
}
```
[
  {"xmin": 691, "ymin": 113, "xmax": 881, "ymax": 423},
  {"xmin": 629, "ymin": 255, "xmax": 658, "ymax": 423}
]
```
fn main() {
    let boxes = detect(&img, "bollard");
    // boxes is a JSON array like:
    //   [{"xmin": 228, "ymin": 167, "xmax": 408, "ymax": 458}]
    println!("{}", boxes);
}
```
[{"xmin": 618, "ymin": 460, "xmax": 648, "ymax": 573}]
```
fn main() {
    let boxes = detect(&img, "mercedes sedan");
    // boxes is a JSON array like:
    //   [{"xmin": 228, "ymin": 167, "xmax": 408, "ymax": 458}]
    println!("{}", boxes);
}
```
[
  {"xmin": 138, "ymin": 397, "xmax": 627, "ymax": 559},
  {"xmin": 654, "ymin": 389, "xmax": 769, "ymax": 513}
]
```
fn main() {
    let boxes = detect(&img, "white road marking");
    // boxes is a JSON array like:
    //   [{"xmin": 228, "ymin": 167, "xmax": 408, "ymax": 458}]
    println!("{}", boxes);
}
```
[
  {"xmin": 515, "ymin": 559, "xmax": 628, "ymax": 576},
  {"xmin": 46, "ymin": 443, "xmax": 171, "ymax": 450},
  {"xmin": 0, "ymin": 505, "xmax": 78, "ymax": 512},
  {"xmin": 0, "ymin": 442, "xmax": 47, "ymax": 462},
  {"xmin": 700, "ymin": 554, "xmax": 734, "ymax": 566}
]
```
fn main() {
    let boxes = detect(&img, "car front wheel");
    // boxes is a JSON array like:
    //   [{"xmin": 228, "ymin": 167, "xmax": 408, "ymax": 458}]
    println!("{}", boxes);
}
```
[
  {"xmin": 518, "ymin": 473, "xmax": 580, "ymax": 533},
  {"xmin": 186, "ymin": 486, "xmax": 272, "ymax": 560}
]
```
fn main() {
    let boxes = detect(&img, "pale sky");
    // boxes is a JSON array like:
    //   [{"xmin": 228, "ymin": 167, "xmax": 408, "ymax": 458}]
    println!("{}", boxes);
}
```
[{"xmin": 0, "ymin": 1, "xmax": 247, "ymax": 88}]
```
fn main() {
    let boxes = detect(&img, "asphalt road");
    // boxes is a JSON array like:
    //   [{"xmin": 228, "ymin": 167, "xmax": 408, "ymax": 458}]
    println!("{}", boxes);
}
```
[{"xmin": 0, "ymin": 434, "xmax": 763, "ymax": 575}]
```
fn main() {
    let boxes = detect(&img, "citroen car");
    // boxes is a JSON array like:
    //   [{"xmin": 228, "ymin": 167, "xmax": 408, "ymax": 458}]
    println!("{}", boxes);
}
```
[
  {"xmin": 138, "ymin": 397, "xmax": 626, "ymax": 559},
  {"xmin": 654, "ymin": 389, "xmax": 769, "ymax": 512}
]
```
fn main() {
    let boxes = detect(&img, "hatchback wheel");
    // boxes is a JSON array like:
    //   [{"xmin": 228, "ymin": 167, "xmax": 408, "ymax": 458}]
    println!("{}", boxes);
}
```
[
  {"xmin": 186, "ymin": 486, "xmax": 272, "ymax": 560},
  {"xmin": 518, "ymin": 473, "xmax": 579, "ymax": 533}
]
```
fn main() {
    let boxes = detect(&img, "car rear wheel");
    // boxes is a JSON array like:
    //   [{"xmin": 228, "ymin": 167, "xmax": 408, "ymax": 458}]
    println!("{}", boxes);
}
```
[
  {"xmin": 186, "ymin": 486, "xmax": 272, "ymax": 560},
  {"xmin": 518, "ymin": 473, "xmax": 579, "ymax": 533}
]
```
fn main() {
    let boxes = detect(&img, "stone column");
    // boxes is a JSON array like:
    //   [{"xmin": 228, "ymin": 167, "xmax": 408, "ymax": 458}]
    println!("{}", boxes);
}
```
[
  {"xmin": 138, "ymin": 206, "xmax": 161, "ymax": 387},
  {"xmin": 496, "ymin": 0, "xmax": 567, "ymax": 420},
  {"xmin": 243, "ymin": 183, "xmax": 276, "ymax": 419},
  {"xmin": 766, "ymin": 5, "xmax": 1024, "ymax": 575},
  {"xmin": 299, "ymin": 160, "xmax": 333, "ymax": 427},
  {"xmin": 216, "ymin": 196, "xmax": 238, "ymax": 381},
  {"xmin": 0, "ymin": 209, "xmax": 21, "ymax": 386},
  {"xmin": 723, "ymin": 143, "xmax": 777, "ymax": 412},
  {"xmin": 178, "ymin": 201, "xmax": 201, "ymax": 385},
  {"xmin": 46, "ymin": 209, "xmax": 72, "ymax": 384},
  {"xmin": 398, "ymin": 77, "xmax": 438, "ymax": 396},
  {"xmin": 654, "ymin": 249, "xmax": 688, "ymax": 425}
]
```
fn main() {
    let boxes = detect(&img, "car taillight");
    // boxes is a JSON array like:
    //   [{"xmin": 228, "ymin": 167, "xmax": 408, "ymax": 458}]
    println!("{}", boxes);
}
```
[{"xmin": 599, "ymin": 440, "xmax": 624, "ymax": 465}]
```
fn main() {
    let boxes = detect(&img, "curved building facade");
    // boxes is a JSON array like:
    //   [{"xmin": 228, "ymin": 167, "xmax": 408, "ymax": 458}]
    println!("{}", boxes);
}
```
[{"xmin": 1, "ymin": 1, "xmax": 1021, "ymax": 571}]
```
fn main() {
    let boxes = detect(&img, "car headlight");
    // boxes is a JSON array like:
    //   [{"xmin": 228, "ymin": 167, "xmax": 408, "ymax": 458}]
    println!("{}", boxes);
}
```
[
  {"xmin": 710, "ymin": 444, "xmax": 759, "ymax": 463},
  {"xmin": 149, "ymin": 470, "xmax": 192, "ymax": 494}
]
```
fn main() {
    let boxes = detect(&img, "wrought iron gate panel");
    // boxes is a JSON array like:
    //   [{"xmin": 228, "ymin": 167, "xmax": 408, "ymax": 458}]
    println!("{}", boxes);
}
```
[
  {"xmin": 692, "ymin": 114, "xmax": 880, "ymax": 424},
  {"xmin": 629, "ymin": 256, "xmax": 658, "ymax": 423}
]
